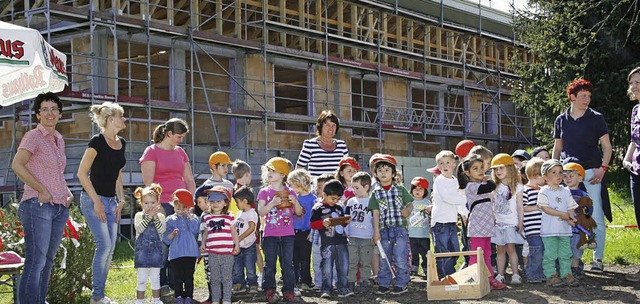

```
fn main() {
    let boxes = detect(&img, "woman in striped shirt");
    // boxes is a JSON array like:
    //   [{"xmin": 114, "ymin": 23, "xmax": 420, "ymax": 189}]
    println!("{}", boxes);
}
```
[{"xmin": 296, "ymin": 110, "xmax": 349, "ymax": 177}]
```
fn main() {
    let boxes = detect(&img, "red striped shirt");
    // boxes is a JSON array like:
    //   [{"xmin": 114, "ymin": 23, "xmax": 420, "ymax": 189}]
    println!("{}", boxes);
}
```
[{"xmin": 203, "ymin": 214, "xmax": 235, "ymax": 255}]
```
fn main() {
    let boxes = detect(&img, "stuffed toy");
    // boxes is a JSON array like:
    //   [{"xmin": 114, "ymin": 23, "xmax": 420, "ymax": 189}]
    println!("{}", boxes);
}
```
[{"xmin": 574, "ymin": 196, "xmax": 597, "ymax": 250}]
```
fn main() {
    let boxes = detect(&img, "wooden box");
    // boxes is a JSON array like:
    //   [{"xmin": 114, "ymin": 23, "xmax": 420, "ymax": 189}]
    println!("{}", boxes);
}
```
[{"xmin": 426, "ymin": 248, "xmax": 490, "ymax": 300}]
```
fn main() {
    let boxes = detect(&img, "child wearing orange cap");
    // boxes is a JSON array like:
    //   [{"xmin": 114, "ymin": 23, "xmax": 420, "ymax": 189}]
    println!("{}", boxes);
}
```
[
  {"xmin": 163, "ymin": 189, "xmax": 200, "ymax": 304},
  {"xmin": 408, "ymin": 176, "xmax": 432, "ymax": 276},
  {"xmin": 336, "ymin": 156, "xmax": 362, "ymax": 204}
]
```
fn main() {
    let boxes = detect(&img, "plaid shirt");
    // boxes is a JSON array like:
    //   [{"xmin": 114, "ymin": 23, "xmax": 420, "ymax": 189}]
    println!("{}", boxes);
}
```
[{"xmin": 369, "ymin": 183, "xmax": 412, "ymax": 229}]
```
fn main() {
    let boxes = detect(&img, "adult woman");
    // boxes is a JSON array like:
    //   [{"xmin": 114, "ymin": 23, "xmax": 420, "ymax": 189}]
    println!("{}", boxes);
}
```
[
  {"xmin": 623, "ymin": 67, "xmax": 640, "ymax": 281},
  {"xmin": 296, "ymin": 110, "xmax": 349, "ymax": 177},
  {"xmin": 552, "ymin": 79, "xmax": 612, "ymax": 272},
  {"xmin": 77, "ymin": 102, "xmax": 127, "ymax": 304},
  {"xmin": 12, "ymin": 92, "xmax": 74, "ymax": 304},
  {"xmin": 140, "ymin": 118, "xmax": 196, "ymax": 292}
]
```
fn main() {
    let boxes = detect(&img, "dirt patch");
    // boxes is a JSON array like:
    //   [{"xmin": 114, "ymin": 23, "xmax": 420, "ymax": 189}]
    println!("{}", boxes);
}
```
[{"xmin": 158, "ymin": 263, "xmax": 640, "ymax": 304}]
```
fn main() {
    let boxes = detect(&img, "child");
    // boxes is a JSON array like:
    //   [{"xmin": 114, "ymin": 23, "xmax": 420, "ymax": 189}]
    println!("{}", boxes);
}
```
[
  {"xmin": 457, "ymin": 155, "xmax": 506, "ymax": 289},
  {"xmin": 336, "ymin": 156, "xmax": 361, "ymax": 203},
  {"xmin": 469, "ymin": 145, "xmax": 494, "ymax": 174},
  {"xmin": 195, "ymin": 151, "xmax": 236, "ymax": 216},
  {"xmin": 163, "ymin": 189, "xmax": 200, "ymax": 304},
  {"xmin": 232, "ymin": 186, "xmax": 259, "ymax": 293},
  {"xmin": 311, "ymin": 180, "xmax": 353, "ymax": 298},
  {"xmin": 257, "ymin": 157, "xmax": 304, "ymax": 303},
  {"xmin": 369, "ymin": 154, "xmax": 414, "ymax": 295},
  {"xmin": 408, "ymin": 176, "xmax": 432, "ymax": 276},
  {"xmin": 523, "ymin": 158, "xmax": 546, "ymax": 283},
  {"xmin": 133, "ymin": 184, "xmax": 166, "ymax": 304},
  {"xmin": 311, "ymin": 173, "xmax": 336, "ymax": 290},
  {"xmin": 490, "ymin": 153, "xmax": 525, "ymax": 285},
  {"xmin": 430, "ymin": 150, "xmax": 466, "ymax": 279},
  {"xmin": 563, "ymin": 161, "xmax": 589, "ymax": 279},
  {"xmin": 345, "ymin": 172, "xmax": 374, "ymax": 290},
  {"xmin": 288, "ymin": 169, "xmax": 317, "ymax": 290},
  {"xmin": 537, "ymin": 159, "xmax": 579, "ymax": 287},
  {"xmin": 200, "ymin": 186, "xmax": 240, "ymax": 304},
  {"xmin": 232, "ymin": 159, "xmax": 252, "ymax": 191}
]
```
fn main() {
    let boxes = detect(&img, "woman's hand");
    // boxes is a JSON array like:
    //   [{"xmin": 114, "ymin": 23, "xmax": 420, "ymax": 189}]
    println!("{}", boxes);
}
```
[
  {"xmin": 116, "ymin": 202, "xmax": 125, "ymax": 223},
  {"xmin": 38, "ymin": 189, "xmax": 54, "ymax": 205},
  {"xmin": 624, "ymin": 160, "xmax": 633, "ymax": 172},
  {"xmin": 589, "ymin": 167, "xmax": 606, "ymax": 184},
  {"xmin": 94, "ymin": 200, "xmax": 107, "ymax": 222}
]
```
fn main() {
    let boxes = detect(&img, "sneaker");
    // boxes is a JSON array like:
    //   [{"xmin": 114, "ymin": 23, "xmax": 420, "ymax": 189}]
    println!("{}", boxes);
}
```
[
  {"xmin": 232, "ymin": 283, "xmax": 245, "ymax": 294},
  {"xmin": 564, "ymin": 273, "xmax": 579, "ymax": 287},
  {"xmin": 184, "ymin": 298, "xmax": 193, "ymax": 304},
  {"xmin": 311, "ymin": 284, "xmax": 321, "ymax": 291},
  {"xmin": 151, "ymin": 298, "xmax": 163, "ymax": 304},
  {"xmin": 90, "ymin": 297, "xmax": 117, "ymax": 304},
  {"xmin": 375, "ymin": 286, "xmax": 390, "ymax": 295},
  {"xmin": 320, "ymin": 292, "xmax": 331, "ymax": 298},
  {"xmin": 249, "ymin": 285, "xmax": 259, "ymax": 293},
  {"xmin": 591, "ymin": 260, "xmax": 604, "ymax": 272},
  {"xmin": 283, "ymin": 292, "xmax": 296, "ymax": 302},
  {"xmin": 494, "ymin": 274, "xmax": 505, "ymax": 283},
  {"xmin": 572, "ymin": 266, "xmax": 585, "ymax": 279},
  {"xmin": 489, "ymin": 277, "xmax": 506, "ymax": 290},
  {"xmin": 160, "ymin": 285, "xmax": 174, "ymax": 296},
  {"xmin": 390, "ymin": 286, "xmax": 408, "ymax": 295},
  {"xmin": 300, "ymin": 282, "xmax": 314, "ymax": 290},
  {"xmin": 293, "ymin": 287, "xmax": 301, "ymax": 296},
  {"xmin": 265, "ymin": 289, "xmax": 280, "ymax": 304},
  {"xmin": 527, "ymin": 277, "xmax": 543, "ymax": 284},
  {"xmin": 546, "ymin": 274, "xmax": 564, "ymax": 287},
  {"xmin": 174, "ymin": 297, "xmax": 184, "ymax": 304},
  {"xmin": 626, "ymin": 270, "xmax": 640, "ymax": 282},
  {"xmin": 338, "ymin": 289, "xmax": 354, "ymax": 297},
  {"xmin": 511, "ymin": 274, "xmax": 522, "ymax": 285}
]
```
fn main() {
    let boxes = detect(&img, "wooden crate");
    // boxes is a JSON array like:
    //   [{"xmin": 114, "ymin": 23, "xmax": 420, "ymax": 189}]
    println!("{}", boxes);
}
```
[{"xmin": 426, "ymin": 248, "xmax": 490, "ymax": 300}]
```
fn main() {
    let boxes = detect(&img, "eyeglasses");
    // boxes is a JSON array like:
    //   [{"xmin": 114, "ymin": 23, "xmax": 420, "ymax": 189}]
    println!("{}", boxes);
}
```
[{"xmin": 39, "ymin": 107, "xmax": 60, "ymax": 114}]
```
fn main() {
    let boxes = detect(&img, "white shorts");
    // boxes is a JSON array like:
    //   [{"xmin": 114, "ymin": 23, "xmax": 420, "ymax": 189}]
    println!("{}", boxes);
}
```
[{"xmin": 491, "ymin": 225, "xmax": 525, "ymax": 245}]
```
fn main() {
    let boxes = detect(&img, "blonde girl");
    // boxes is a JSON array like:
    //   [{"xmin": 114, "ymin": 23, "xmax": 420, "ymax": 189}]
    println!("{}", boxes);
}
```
[
  {"xmin": 200, "ymin": 186, "xmax": 240, "ymax": 304},
  {"xmin": 133, "ymin": 184, "xmax": 166, "ymax": 304},
  {"xmin": 456, "ymin": 155, "xmax": 506, "ymax": 290},
  {"xmin": 489, "ymin": 153, "xmax": 525, "ymax": 285}
]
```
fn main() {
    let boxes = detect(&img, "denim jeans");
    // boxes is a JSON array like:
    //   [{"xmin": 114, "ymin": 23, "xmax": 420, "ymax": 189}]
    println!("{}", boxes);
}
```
[
  {"xmin": 432, "ymin": 222, "xmax": 460, "ymax": 278},
  {"xmin": 18, "ymin": 197, "xmax": 69, "ymax": 304},
  {"xmin": 233, "ymin": 243, "xmax": 258, "ymax": 287},
  {"xmin": 378, "ymin": 226, "xmax": 410, "ymax": 288},
  {"xmin": 312, "ymin": 241, "xmax": 323, "ymax": 286},
  {"xmin": 525, "ymin": 235, "xmax": 545, "ymax": 281},
  {"xmin": 262, "ymin": 235, "xmax": 295, "ymax": 294},
  {"xmin": 321, "ymin": 243, "xmax": 349, "ymax": 293},
  {"xmin": 584, "ymin": 169, "xmax": 606, "ymax": 260},
  {"xmin": 80, "ymin": 192, "xmax": 119, "ymax": 300}
]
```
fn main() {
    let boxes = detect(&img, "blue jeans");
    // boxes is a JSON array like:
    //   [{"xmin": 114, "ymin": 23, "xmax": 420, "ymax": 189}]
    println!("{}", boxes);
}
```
[
  {"xmin": 18, "ymin": 197, "xmax": 69, "ymax": 304},
  {"xmin": 378, "ymin": 226, "xmax": 410, "ymax": 288},
  {"xmin": 320, "ymin": 243, "xmax": 349, "ymax": 293},
  {"xmin": 525, "ymin": 235, "xmax": 545, "ymax": 281},
  {"xmin": 80, "ymin": 192, "xmax": 119, "ymax": 300},
  {"xmin": 570, "ymin": 233, "xmax": 585, "ymax": 260},
  {"xmin": 432, "ymin": 222, "xmax": 460, "ymax": 278},
  {"xmin": 233, "ymin": 243, "xmax": 258, "ymax": 287},
  {"xmin": 262, "ymin": 235, "xmax": 295, "ymax": 294},
  {"xmin": 584, "ymin": 169, "xmax": 605, "ymax": 260}
]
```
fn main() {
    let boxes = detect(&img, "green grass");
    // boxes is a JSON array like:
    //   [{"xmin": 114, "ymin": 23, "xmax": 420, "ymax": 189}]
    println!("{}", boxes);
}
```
[{"xmin": 2, "ymin": 178, "xmax": 640, "ymax": 303}]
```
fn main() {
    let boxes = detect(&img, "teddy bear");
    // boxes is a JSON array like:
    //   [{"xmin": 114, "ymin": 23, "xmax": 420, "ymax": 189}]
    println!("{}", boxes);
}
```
[{"xmin": 574, "ymin": 196, "xmax": 597, "ymax": 250}]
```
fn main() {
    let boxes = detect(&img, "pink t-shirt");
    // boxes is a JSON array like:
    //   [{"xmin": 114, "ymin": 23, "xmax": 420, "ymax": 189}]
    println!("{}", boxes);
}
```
[
  {"xmin": 257, "ymin": 186, "xmax": 298, "ymax": 237},
  {"xmin": 18, "ymin": 124, "xmax": 70, "ymax": 206},
  {"xmin": 139, "ymin": 145, "xmax": 189, "ymax": 203}
]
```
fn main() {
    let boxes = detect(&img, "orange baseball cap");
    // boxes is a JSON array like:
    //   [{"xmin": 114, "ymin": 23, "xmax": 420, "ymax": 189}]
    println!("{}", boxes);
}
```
[
  {"xmin": 490, "ymin": 153, "xmax": 515, "ymax": 168},
  {"xmin": 563, "ymin": 162, "xmax": 585, "ymax": 179},
  {"xmin": 208, "ymin": 151, "xmax": 233, "ymax": 168},
  {"xmin": 266, "ymin": 157, "xmax": 291, "ymax": 176}
]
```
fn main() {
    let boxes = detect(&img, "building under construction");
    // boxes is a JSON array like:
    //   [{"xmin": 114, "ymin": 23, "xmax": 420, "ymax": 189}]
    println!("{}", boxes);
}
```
[{"xmin": 0, "ymin": 0, "xmax": 534, "ymax": 208}]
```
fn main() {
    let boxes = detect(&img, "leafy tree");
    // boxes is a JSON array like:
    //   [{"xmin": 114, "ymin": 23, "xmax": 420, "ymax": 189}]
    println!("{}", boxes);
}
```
[{"xmin": 511, "ymin": 0, "xmax": 640, "ymax": 165}]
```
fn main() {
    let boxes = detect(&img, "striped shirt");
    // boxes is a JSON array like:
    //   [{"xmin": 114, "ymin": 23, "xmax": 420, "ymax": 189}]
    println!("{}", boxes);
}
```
[
  {"xmin": 203, "ymin": 214, "xmax": 235, "ymax": 255},
  {"xmin": 523, "ymin": 185, "xmax": 542, "ymax": 236},
  {"xmin": 295, "ymin": 138, "xmax": 349, "ymax": 177},
  {"xmin": 134, "ymin": 212, "xmax": 166, "ymax": 237}
]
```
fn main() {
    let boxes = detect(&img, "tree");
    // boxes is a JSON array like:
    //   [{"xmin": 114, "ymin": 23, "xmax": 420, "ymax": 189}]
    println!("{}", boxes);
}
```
[{"xmin": 511, "ymin": 0, "xmax": 640, "ymax": 163}]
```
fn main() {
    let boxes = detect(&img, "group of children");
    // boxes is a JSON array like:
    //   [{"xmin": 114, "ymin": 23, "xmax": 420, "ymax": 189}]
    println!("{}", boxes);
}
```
[{"xmin": 131, "ymin": 143, "xmax": 594, "ymax": 303}]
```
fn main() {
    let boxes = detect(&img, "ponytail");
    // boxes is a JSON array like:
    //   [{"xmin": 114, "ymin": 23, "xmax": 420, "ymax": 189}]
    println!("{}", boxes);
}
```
[{"xmin": 457, "ymin": 155, "xmax": 483, "ymax": 190}]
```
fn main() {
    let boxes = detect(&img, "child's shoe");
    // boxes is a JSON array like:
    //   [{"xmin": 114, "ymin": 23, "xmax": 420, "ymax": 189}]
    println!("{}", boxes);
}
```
[
  {"xmin": 184, "ymin": 298, "xmax": 193, "ymax": 304},
  {"xmin": 591, "ymin": 259, "xmax": 604, "ymax": 272},
  {"xmin": 546, "ymin": 274, "xmax": 564, "ymax": 287},
  {"xmin": 320, "ymin": 292, "xmax": 331, "ymax": 298},
  {"xmin": 283, "ymin": 292, "xmax": 296, "ymax": 302},
  {"xmin": 338, "ymin": 289, "xmax": 354, "ymax": 297},
  {"xmin": 564, "ymin": 273, "xmax": 579, "ymax": 287},
  {"xmin": 151, "ymin": 298, "xmax": 163, "ymax": 304},
  {"xmin": 134, "ymin": 300, "xmax": 144, "ymax": 304},
  {"xmin": 265, "ymin": 289, "xmax": 280, "ymax": 304},
  {"xmin": 510, "ymin": 274, "xmax": 522, "ymax": 285},
  {"xmin": 175, "ymin": 297, "xmax": 184, "ymax": 304},
  {"xmin": 249, "ymin": 285, "xmax": 259, "ymax": 293},
  {"xmin": 626, "ymin": 270, "xmax": 640, "ymax": 282},
  {"xmin": 375, "ymin": 286, "xmax": 390, "ymax": 295},
  {"xmin": 293, "ymin": 287, "xmax": 301, "ymax": 296},
  {"xmin": 232, "ymin": 283, "xmax": 245, "ymax": 294},
  {"xmin": 90, "ymin": 297, "xmax": 116, "ymax": 304},
  {"xmin": 489, "ymin": 277, "xmax": 506, "ymax": 290},
  {"xmin": 390, "ymin": 286, "xmax": 408, "ymax": 295},
  {"xmin": 494, "ymin": 273, "xmax": 505, "ymax": 283},
  {"xmin": 572, "ymin": 266, "xmax": 585, "ymax": 279}
]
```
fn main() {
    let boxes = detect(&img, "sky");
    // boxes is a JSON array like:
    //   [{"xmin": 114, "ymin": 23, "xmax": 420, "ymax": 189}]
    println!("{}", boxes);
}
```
[{"xmin": 472, "ymin": 0, "xmax": 529, "ymax": 13}]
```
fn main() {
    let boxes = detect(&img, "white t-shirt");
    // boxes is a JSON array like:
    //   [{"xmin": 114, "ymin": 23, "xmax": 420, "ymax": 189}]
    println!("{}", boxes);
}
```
[
  {"xmin": 235, "ymin": 209, "xmax": 259, "ymax": 248},
  {"xmin": 493, "ymin": 183, "xmax": 523, "ymax": 226},
  {"xmin": 430, "ymin": 175, "xmax": 466, "ymax": 226},
  {"xmin": 537, "ymin": 185, "xmax": 578, "ymax": 237}
]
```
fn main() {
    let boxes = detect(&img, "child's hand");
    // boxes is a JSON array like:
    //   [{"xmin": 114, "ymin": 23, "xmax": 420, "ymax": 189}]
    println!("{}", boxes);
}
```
[
  {"xmin": 560, "ymin": 212, "xmax": 570, "ymax": 221},
  {"xmin": 568, "ymin": 218, "xmax": 576, "ymax": 227},
  {"xmin": 271, "ymin": 196, "xmax": 282, "ymax": 207},
  {"xmin": 425, "ymin": 205, "xmax": 433, "ymax": 214},
  {"xmin": 289, "ymin": 195, "xmax": 298, "ymax": 204},
  {"xmin": 232, "ymin": 244, "xmax": 240, "ymax": 255},
  {"xmin": 344, "ymin": 217, "xmax": 351, "ymax": 225},
  {"xmin": 372, "ymin": 231, "xmax": 381, "ymax": 244},
  {"xmin": 168, "ymin": 228, "xmax": 179, "ymax": 240},
  {"xmin": 322, "ymin": 218, "xmax": 331, "ymax": 228},
  {"xmin": 199, "ymin": 245, "xmax": 206, "ymax": 253},
  {"xmin": 517, "ymin": 223, "xmax": 524, "ymax": 233}
]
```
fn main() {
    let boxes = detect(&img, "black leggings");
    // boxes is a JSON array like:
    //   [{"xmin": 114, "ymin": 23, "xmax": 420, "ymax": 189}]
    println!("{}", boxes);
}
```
[{"xmin": 170, "ymin": 257, "xmax": 197, "ymax": 298}]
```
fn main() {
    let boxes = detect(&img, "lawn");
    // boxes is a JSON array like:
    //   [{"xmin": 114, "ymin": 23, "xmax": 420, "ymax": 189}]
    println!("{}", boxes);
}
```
[{"xmin": 2, "ymin": 176, "xmax": 640, "ymax": 303}]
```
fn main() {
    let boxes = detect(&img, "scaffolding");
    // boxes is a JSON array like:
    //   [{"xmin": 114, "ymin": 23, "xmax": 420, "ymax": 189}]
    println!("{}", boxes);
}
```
[{"xmin": 0, "ymin": 0, "xmax": 534, "ymax": 201}]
